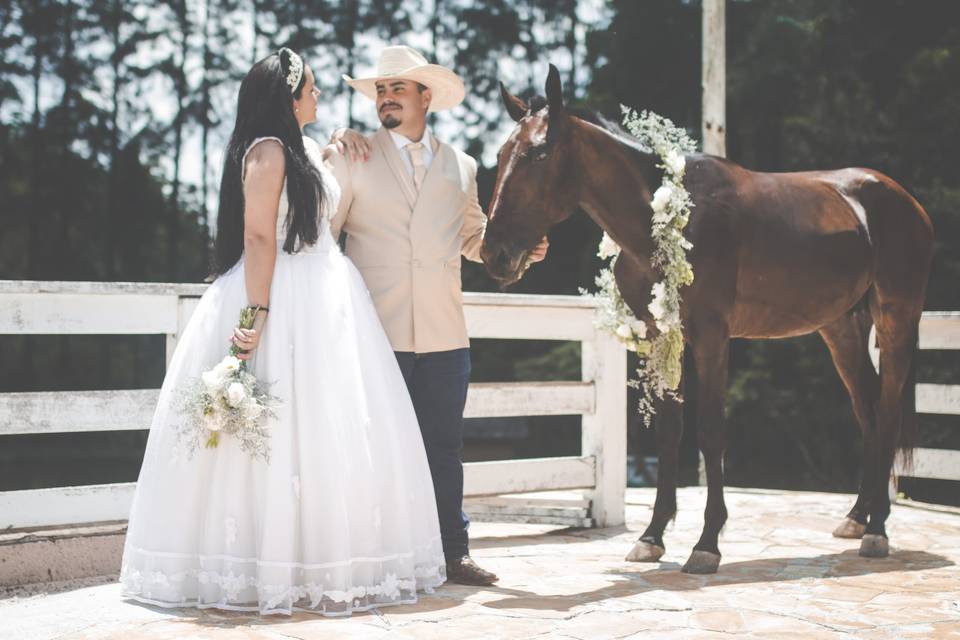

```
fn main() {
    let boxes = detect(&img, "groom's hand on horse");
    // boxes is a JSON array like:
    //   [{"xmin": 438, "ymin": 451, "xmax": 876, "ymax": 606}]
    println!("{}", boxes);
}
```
[
  {"xmin": 329, "ymin": 128, "xmax": 371, "ymax": 163},
  {"xmin": 528, "ymin": 236, "xmax": 549, "ymax": 263}
]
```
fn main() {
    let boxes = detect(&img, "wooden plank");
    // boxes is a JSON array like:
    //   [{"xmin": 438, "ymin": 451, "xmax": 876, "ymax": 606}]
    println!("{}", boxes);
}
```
[
  {"xmin": 919, "ymin": 313, "xmax": 960, "ymax": 350},
  {"xmin": 0, "ymin": 293, "xmax": 179, "ymax": 335},
  {"xmin": 463, "ymin": 492, "xmax": 591, "ymax": 509},
  {"xmin": 464, "ymin": 292, "xmax": 596, "ymax": 309},
  {"xmin": 0, "ymin": 280, "xmax": 208, "ymax": 296},
  {"xmin": 464, "ymin": 456, "xmax": 596, "ymax": 497},
  {"xmin": 3, "ymin": 460, "xmax": 596, "ymax": 529},
  {"xmin": 896, "ymin": 448, "xmax": 960, "ymax": 482},
  {"xmin": 465, "ymin": 304, "xmax": 595, "ymax": 341},
  {"xmin": 0, "ymin": 390, "xmax": 158, "ymax": 435},
  {"xmin": 915, "ymin": 383, "xmax": 960, "ymax": 416},
  {"xmin": 702, "ymin": 0, "xmax": 727, "ymax": 157},
  {"xmin": 0, "ymin": 382, "xmax": 594, "ymax": 437},
  {"xmin": 467, "ymin": 512, "xmax": 593, "ymax": 527},
  {"xmin": 464, "ymin": 502, "xmax": 588, "ymax": 519},
  {"xmin": 465, "ymin": 381, "xmax": 594, "ymax": 418},
  {"xmin": 0, "ymin": 483, "xmax": 135, "ymax": 530}
]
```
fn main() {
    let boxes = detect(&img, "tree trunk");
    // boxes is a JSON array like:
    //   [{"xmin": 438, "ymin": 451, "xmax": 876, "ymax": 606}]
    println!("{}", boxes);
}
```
[
  {"xmin": 566, "ymin": 1, "xmax": 578, "ymax": 101},
  {"xmin": 200, "ymin": 0, "xmax": 211, "ymax": 273},
  {"xmin": 169, "ymin": 1, "xmax": 190, "ymax": 281},
  {"xmin": 107, "ymin": 0, "xmax": 122, "ymax": 280}
]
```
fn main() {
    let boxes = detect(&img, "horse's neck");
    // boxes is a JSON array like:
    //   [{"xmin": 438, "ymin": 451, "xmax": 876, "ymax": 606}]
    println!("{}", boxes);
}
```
[{"xmin": 573, "ymin": 120, "xmax": 659, "ymax": 261}]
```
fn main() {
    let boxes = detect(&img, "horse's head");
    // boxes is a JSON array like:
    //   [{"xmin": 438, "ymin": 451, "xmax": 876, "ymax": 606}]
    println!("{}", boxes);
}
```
[{"xmin": 481, "ymin": 64, "xmax": 581, "ymax": 286}]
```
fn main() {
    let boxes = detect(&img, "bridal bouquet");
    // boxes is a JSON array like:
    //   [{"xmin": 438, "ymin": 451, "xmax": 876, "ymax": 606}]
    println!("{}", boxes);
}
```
[{"xmin": 174, "ymin": 305, "xmax": 277, "ymax": 462}]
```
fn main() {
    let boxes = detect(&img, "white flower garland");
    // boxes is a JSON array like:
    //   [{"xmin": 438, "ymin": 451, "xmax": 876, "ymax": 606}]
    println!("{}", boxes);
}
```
[{"xmin": 581, "ymin": 107, "xmax": 697, "ymax": 426}]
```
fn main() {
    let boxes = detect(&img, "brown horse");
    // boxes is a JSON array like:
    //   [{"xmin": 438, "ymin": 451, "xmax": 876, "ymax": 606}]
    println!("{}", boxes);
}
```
[{"xmin": 481, "ymin": 65, "xmax": 934, "ymax": 574}]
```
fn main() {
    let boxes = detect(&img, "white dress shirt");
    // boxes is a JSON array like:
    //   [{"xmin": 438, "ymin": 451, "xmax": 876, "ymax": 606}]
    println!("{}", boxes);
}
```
[{"xmin": 389, "ymin": 128, "xmax": 435, "ymax": 177}]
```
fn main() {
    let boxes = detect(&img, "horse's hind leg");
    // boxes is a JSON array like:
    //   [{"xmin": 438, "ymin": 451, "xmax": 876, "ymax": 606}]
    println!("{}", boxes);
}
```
[
  {"xmin": 861, "ymin": 296, "xmax": 922, "ymax": 557},
  {"xmin": 818, "ymin": 307, "xmax": 878, "ymax": 539},
  {"xmin": 857, "ymin": 178, "xmax": 932, "ymax": 557},
  {"xmin": 626, "ymin": 384, "xmax": 684, "ymax": 562}
]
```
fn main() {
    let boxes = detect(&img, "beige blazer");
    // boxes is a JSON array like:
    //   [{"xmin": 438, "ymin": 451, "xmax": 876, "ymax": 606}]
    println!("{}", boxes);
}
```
[{"xmin": 327, "ymin": 127, "xmax": 487, "ymax": 353}]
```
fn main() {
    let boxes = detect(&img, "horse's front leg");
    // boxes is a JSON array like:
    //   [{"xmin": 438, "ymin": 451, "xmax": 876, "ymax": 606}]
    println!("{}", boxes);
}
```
[
  {"xmin": 626, "ymin": 381, "xmax": 684, "ymax": 562},
  {"xmin": 683, "ymin": 322, "xmax": 730, "ymax": 574}
]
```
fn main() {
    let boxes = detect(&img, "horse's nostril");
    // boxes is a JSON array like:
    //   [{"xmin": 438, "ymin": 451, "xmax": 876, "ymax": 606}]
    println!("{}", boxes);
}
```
[{"xmin": 496, "ymin": 247, "xmax": 512, "ymax": 270}]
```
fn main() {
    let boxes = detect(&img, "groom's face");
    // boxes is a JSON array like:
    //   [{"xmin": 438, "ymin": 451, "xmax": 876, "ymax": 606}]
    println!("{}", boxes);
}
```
[{"xmin": 375, "ymin": 79, "xmax": 430, "ymax": 129}]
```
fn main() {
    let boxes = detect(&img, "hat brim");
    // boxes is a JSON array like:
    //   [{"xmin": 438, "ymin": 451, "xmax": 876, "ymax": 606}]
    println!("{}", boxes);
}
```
[{"xmin": 343, "ymin": 64, "xmax": 465, "ymax": 112}]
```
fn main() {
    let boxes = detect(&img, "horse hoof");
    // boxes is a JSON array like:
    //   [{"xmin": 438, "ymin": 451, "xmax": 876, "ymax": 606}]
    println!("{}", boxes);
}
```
[
  {"xmin": 681, "ymin": 550, "xmax": 721, "ymax": 574},
  {"xmin": 625, "ymin": 540, "xmax": 665, "ymax": 563},
  {"xmin": 833, "ymin": 517, "xmax": 866, "ymax": 539},
  {"xmin": 859, "ymin": 534, "xmax": 890, "ymax": 558}
]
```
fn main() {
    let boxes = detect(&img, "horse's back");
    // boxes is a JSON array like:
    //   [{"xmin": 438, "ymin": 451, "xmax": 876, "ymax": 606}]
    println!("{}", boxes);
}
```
[{"xmin": 684, "ymin": 159, "xmax": 880, "ymax": 338}]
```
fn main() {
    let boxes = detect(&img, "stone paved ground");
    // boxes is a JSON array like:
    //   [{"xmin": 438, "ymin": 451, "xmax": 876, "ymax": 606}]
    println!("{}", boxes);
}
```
[{"xmin": 2, "ymin": 487, "xmax": 959, "ymax": 639}]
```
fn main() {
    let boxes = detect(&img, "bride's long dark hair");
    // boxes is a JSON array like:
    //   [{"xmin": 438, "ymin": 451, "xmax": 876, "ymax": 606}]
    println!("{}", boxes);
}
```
[{"xmin": 212, "ymin": 48, "xmax": 325, "ymax": 276}]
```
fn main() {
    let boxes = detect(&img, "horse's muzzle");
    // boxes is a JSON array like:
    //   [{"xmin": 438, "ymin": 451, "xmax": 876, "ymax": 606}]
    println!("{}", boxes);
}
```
[{"xmin": 481, "ymin": 241, "xmax": 528, "ymax": 286}]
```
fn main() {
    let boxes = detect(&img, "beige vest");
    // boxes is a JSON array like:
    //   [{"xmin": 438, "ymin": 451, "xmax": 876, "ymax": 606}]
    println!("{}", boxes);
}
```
[{"xmin": 327, "ymin": 127, "xmax": 486, "ymax": 353}]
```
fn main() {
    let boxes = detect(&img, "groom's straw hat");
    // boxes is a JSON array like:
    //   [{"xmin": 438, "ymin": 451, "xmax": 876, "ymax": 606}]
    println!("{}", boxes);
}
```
[{"xmin": 342, "ymin": 46, "xmax": 465, "ymax": 112}]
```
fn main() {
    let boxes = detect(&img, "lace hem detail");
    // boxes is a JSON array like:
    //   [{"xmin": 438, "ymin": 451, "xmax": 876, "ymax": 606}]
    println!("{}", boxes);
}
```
[{"xmin": 120, "ymin": 540, "xmax": 446, "ymax": 616}]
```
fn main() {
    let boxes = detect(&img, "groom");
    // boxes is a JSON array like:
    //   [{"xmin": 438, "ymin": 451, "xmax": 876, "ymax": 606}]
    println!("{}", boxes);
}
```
[{"xmin": 327, "ymin": 46, "xmax": 547, "ymax": 586}]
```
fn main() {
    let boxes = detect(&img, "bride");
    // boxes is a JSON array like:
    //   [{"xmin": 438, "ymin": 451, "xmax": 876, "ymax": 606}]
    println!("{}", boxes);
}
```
[{"xmin": 120, "ymin": 48, "xmax": 446, "ymax": 616}]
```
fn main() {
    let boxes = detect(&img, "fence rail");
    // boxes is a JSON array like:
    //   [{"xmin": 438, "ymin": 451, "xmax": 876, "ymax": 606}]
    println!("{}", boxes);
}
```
[
  {"xmin": 868, "ymin": 312, "xmax": 960, "ymax": 486},
  {"xmin": 0, "ymin": 281, "xmax": 627, "ymax": 531}
]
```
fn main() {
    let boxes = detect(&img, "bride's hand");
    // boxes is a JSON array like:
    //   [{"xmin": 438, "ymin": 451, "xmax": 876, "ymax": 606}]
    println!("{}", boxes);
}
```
[
  {"xmin": 329, "ymin": 128, "xmax": 371, "ymax": 162},
  {"xmin": 230, "ymin": 327, "xmax": 261, "ymax": 360}
]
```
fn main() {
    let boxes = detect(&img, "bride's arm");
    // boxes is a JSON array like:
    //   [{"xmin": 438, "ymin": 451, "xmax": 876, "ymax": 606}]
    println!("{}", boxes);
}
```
[{"xmin": 235, "ymin": 140, "xmax": 284, "ymax": 359}]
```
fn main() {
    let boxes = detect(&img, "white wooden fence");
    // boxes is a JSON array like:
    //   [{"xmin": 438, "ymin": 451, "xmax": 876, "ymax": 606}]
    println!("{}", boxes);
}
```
[
  {"xmin": 0, "ymin": 281, "xmax": 627, "ymax": 531},
  {"xmin": 868, "ymin": 312, "xmax": 960, "ymax": 487}
]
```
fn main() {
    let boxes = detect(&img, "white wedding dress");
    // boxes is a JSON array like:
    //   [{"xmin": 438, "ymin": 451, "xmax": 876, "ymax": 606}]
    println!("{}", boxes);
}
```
[{"xmin": 120, "ymin": 136, "xmax": 446, "ymax": 616}]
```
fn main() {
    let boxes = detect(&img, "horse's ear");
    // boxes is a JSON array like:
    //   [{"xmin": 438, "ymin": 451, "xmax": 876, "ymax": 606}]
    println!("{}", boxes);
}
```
[
  {"xmin": 500, "ymin": 81, "xmax": 527, "ymax": 122},
  {"xmin": 545, "ymin": 64, "xmax": 563, "ymax": 111}
]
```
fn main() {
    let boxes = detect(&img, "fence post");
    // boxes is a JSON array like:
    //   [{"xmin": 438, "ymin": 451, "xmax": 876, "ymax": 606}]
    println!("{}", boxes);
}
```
[
  {"xmin": 582, "ymin": 329, "xmax": 628, "ymax": 527},
  {"xmin": 166, "ymin": 295, "xmax": 201, "ymax": 368}
]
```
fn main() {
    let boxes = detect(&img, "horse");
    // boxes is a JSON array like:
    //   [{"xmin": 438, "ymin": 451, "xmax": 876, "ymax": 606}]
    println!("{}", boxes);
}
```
[{"xmin": 480, "ymin": 65, "xmax": 934, "ymax": 574}]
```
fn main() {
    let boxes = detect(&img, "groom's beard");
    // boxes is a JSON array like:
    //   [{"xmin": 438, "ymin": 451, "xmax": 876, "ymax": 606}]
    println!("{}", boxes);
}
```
[{"xmin": 381, "ymin": 115, "xmax": 401, "ymax": 129}]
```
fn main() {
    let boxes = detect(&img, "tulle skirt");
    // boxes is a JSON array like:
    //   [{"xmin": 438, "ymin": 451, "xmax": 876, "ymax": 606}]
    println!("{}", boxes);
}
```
[{"xmin": 120, "ymin": 232, "xmax": 446, "ymax": 616}]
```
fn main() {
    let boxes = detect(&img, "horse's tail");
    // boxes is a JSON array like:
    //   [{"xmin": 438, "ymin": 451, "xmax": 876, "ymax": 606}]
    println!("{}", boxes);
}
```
[{"xmin": 897, "ymin": 338, "xmax": 919, "ymax": 471}]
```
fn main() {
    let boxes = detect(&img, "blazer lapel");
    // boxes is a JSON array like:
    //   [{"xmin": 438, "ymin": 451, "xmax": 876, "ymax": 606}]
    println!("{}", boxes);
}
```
[
  {"xmin": 410, "ymin": 140, "xmax": 461, "ymax": 227},
  {"xmin": 375, "ymin": 127, "xmax": 418, "ymax": 210}
]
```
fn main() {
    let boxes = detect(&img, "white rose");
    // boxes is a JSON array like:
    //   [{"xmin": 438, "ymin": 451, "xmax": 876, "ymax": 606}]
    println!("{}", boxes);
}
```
[
  {"xmin": 650, "ymin": 184, "xmax": 674, "ymax": 213},
  {"xmin": 615, "ymin": 323, "xmax": 633, "ymax": 339},
  {"xmin": 204, "ymin": 410, "xmax": 222, "ymax": 432},
  {"xmin": 648, "ymin": 282, "xmax": 667, "ymax": 320},
  {"xmin": 666, "ymin": 150, "xmax": 686, "ymax": 176},
  {"xmin": 244, "ymin": 397, "xmax": 264, "ymax": 419},
  {"xmin": 201, "ymin": 369, "xmax": 225, "ymax": 394},
  {"xmin": 214, "ymin": 356, "xmax": 242, "ymax": 377},
  {"xmin": 226, "ymin": 382, "xmax": 247, "ymax": 408},
  {"xmin": 630, "ymin": 320, "xmax": 648, "ymax": 339},
  {"xmin": 597, "ymin": 232, "xmax": 621, "ymax": 259}
]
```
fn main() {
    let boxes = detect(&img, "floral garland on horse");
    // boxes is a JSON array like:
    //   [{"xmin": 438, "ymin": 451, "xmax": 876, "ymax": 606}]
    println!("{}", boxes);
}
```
[{"xmin": 581, "ymin": 107, "xmax": 697, "ymax": 425}]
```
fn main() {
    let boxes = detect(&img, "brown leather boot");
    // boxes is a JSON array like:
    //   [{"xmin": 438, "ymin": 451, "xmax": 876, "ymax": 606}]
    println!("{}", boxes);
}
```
[{"xmin": 445, "ymin": 555, "xmax": 498, "ymax": 586}]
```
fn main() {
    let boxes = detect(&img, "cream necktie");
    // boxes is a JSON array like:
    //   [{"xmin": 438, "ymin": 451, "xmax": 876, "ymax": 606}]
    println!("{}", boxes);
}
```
[{"xmin": 405, "ymin": 141, "xmax": 427, "ymax": 191}]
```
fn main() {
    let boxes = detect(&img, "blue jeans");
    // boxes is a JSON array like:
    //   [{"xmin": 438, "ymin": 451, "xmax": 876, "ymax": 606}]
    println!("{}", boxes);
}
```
[{"xmin": 394, "ymin": 348, "xmax": 471, "ymax": 562}]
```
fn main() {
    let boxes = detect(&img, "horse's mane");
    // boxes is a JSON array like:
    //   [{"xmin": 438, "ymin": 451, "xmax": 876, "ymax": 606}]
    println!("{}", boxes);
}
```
[{"xmin": 528, "ymin": 95, "xmax": 654, "ymax": 157}]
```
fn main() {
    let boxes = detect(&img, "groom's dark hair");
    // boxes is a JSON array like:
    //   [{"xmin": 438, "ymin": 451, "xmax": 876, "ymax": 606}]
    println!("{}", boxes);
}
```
[{"xmin": 212, "ymin": 50, "xmax": 326, "ymax": 277}]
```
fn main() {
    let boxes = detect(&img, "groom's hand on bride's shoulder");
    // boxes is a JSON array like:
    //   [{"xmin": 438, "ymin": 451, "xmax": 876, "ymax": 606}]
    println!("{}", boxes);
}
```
[{"xmin": 329, "ymin": 128, "xmax": 371, "ymax": 163}]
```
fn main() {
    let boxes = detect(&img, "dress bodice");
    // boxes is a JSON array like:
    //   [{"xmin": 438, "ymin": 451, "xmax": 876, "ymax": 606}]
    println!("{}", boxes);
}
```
[{"xmin": 241, "ymin": 136, "xmax": 341, "ymax": 252}]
